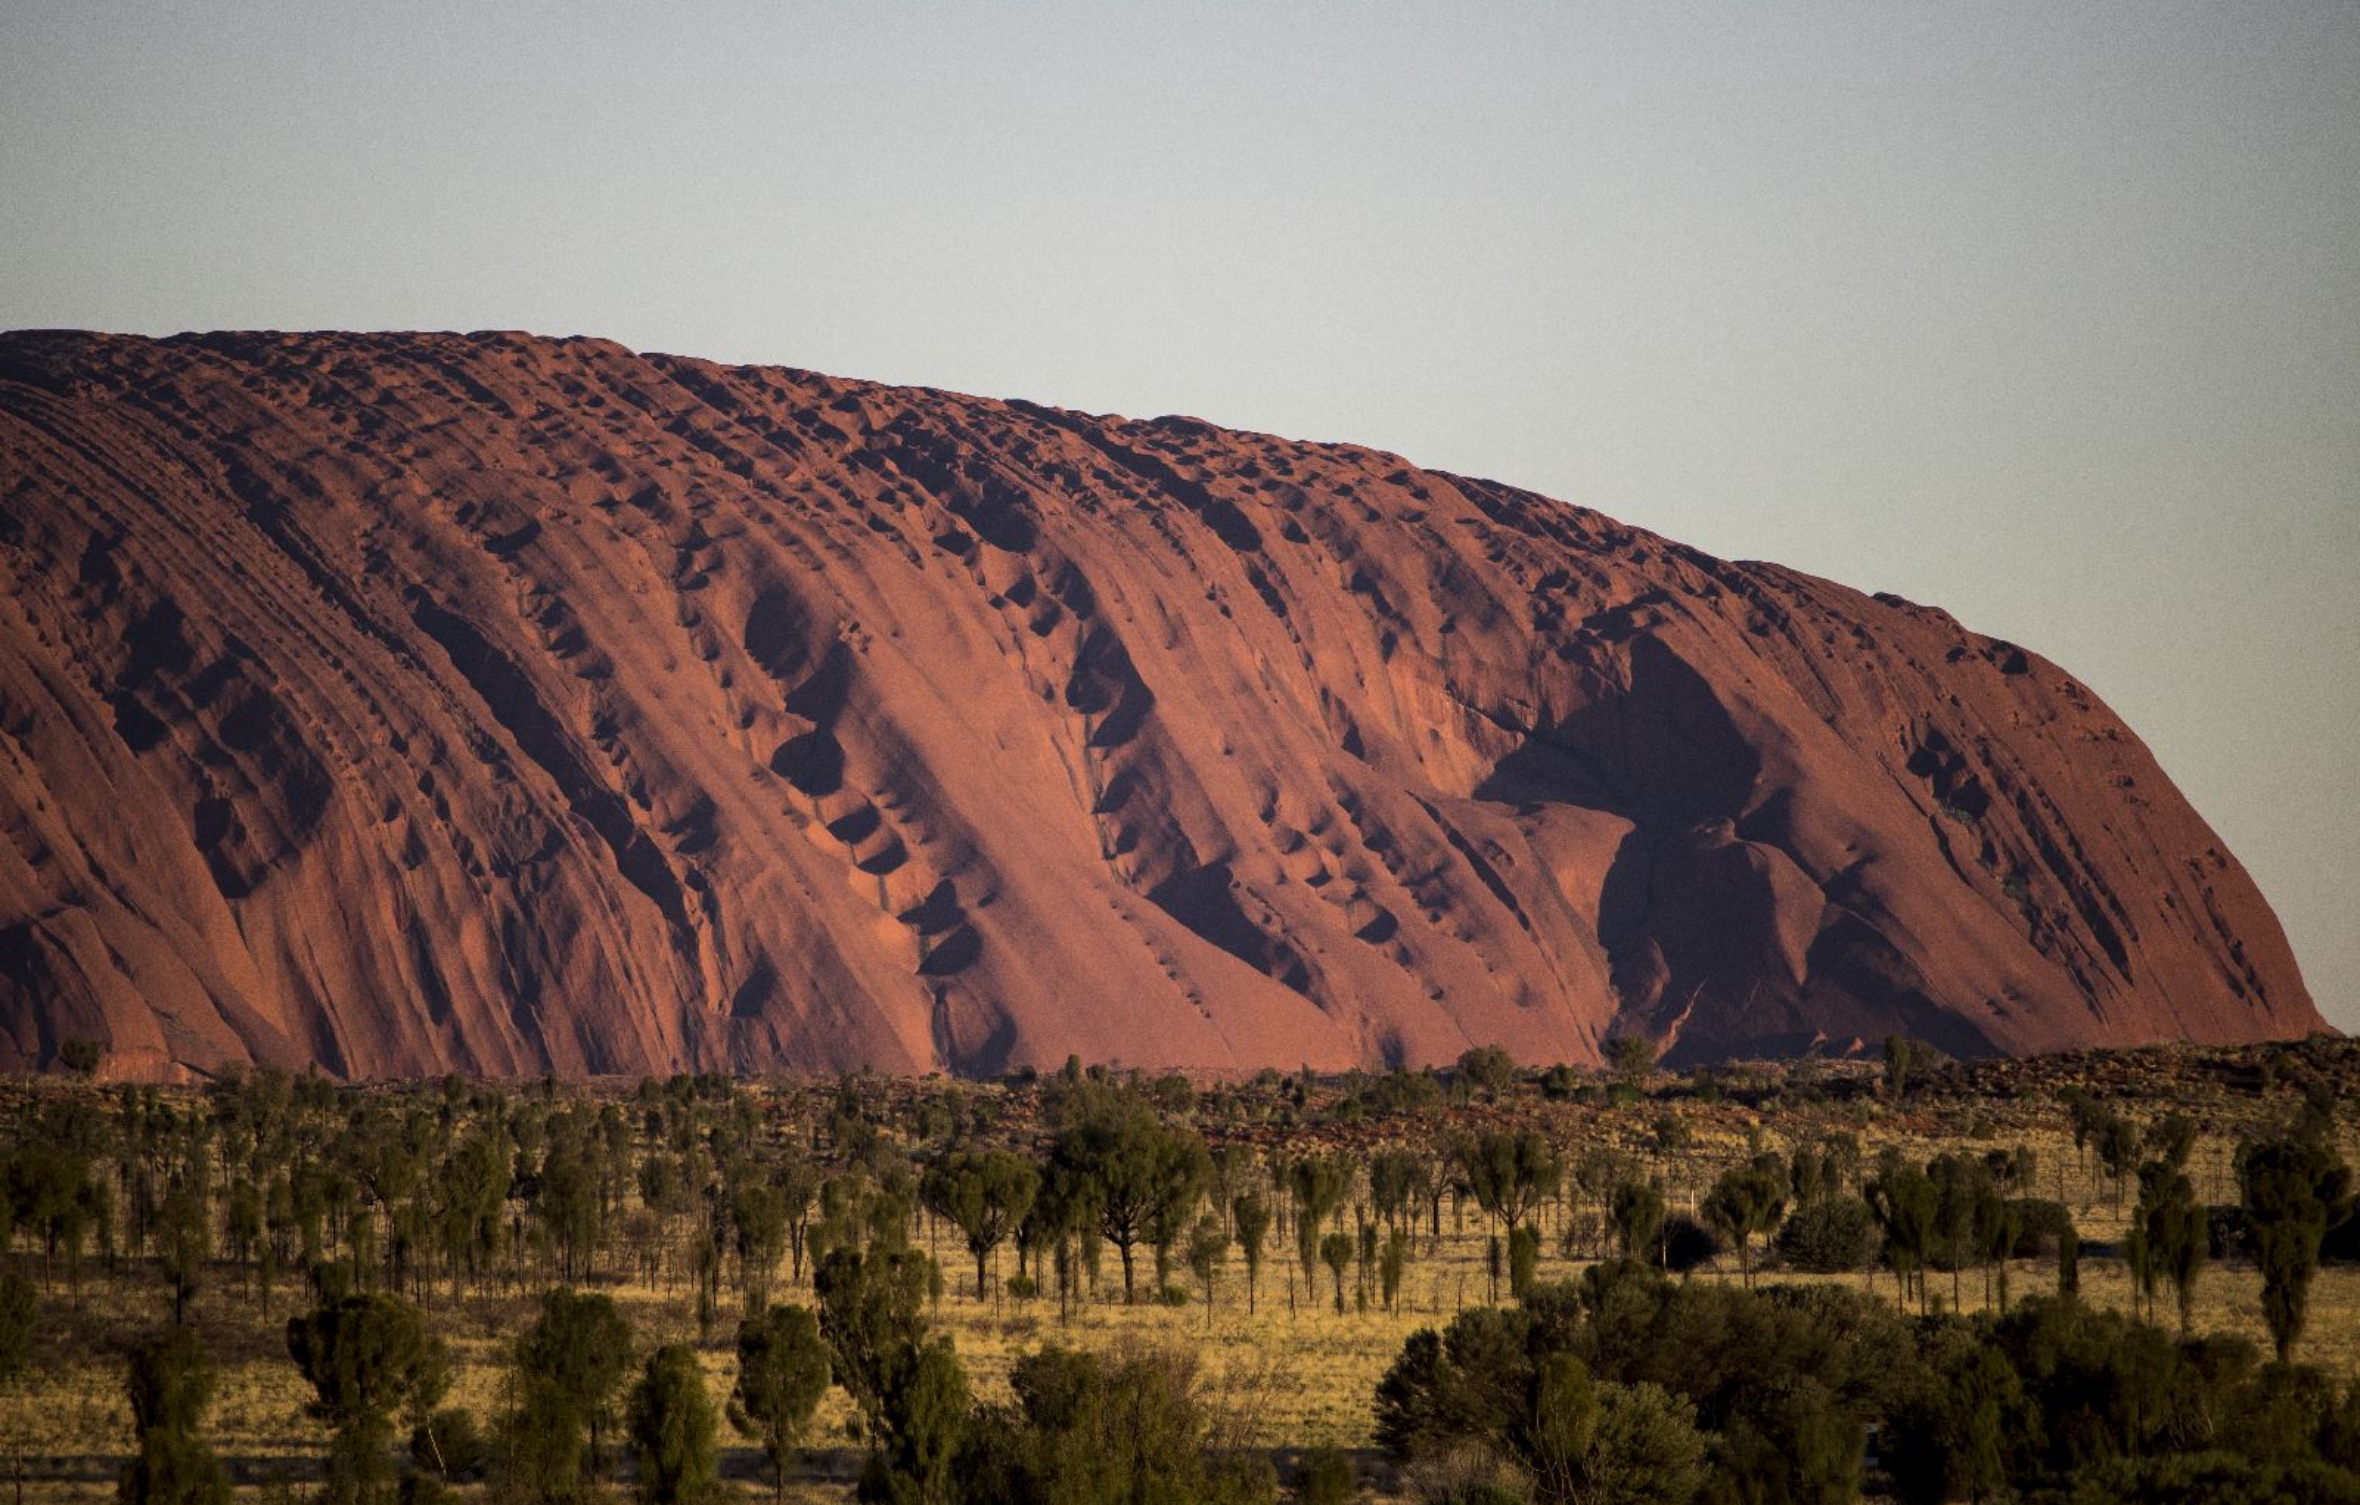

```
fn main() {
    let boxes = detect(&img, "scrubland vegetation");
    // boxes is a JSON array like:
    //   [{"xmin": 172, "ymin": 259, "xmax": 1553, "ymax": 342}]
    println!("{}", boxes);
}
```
[{"xmin": 2, "ymin": 1036, "xmax": 2357, "ymax": 1505}]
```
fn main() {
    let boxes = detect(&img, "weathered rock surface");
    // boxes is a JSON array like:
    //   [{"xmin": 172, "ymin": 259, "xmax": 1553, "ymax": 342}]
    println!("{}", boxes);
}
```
[{"xmin": 0, "ymin": 330, "xmax": 2323, "ymax": 1079}]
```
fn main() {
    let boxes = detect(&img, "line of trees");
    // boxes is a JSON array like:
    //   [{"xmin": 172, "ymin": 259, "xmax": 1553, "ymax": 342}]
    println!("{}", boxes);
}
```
[
  {"xmin": 1, "ymin": 1044, "xmax": 2354, "ymax": 1505},
  {"xmin": 5, "ymin": 1060, "xmax": 2354, "ymax": 1351},
  {"xmin": 8, "ymin": 1055, "xmax": 2347, "ymax": 1334},
  {"xmin": 1376, "ymin": 1254, "xmax": 2360, "ymax": 1505}
]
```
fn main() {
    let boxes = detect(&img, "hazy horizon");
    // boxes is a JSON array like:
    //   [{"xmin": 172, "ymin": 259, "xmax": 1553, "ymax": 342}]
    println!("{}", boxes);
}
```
[{"xmin": 4, "ymin": 1, "xmax": 2353, "ymax": 1032}]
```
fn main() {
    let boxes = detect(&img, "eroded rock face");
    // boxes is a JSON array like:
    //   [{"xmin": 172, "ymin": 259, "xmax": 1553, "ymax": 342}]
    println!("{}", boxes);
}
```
[{"xmin": 0, "ymin": 330, "xmax": 2322, "ymax": 1079}]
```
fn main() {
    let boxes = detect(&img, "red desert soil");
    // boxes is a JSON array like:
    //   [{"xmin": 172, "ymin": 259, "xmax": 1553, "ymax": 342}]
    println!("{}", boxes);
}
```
[{"xmin": 0, "ymin": 330, "xmax": 2324, "ymax": 1080}]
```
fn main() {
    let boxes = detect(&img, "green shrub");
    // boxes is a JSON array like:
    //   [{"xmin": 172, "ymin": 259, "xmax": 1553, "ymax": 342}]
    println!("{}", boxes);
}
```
[
  {"xmin": 2009, "ymin": 1197, "xmax": 2074, "ymax": 1257},
  {"xmin": 1773, "ymin": 1195, "xmax": 1874, "ymax": 1273},
  {"xmin": 957, "ymin": 1344, "xmax": 1222, "ymax": 1505},
  {"xmin": 120, "ymin": 1326, "xmax": 231, "ymax": 1505},
  {"xmin": 287, "ymin": 1293, "xmax": 449, "ymax": 1505},
  {"xmin": 1658, "ymin": 1216, "xmax": 1718, "ymax": 1275},
  {"xmin": 730, "ymin": 1304, "xmax": 829, "ymax": 1501},
  {"xmin": 408, "ymin": 1408, "xmax": 489, "ymax": 1482},
  {"xmin": 627, "ymin": 1344, "xmax": 718, "ymax": 1505},
  {"xmin": 1508, "ymin": 1226, "xmax": 1540, "ymax": 1299}
]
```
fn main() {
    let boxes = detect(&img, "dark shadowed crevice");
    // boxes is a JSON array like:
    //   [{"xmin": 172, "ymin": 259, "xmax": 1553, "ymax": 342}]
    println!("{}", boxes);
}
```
[
  {"xmin": 1147, "ymin": 861, "xmax": 1315, "ymax": 998},
  {"xmin": 407, "ymin": 592, "xmax": 696, "ymax": 952}
]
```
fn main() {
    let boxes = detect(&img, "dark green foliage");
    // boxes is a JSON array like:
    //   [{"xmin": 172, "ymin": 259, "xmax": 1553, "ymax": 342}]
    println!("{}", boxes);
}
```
[
  {"xmin": 1376, "ymin": 1306, "xmax": 1706, "ymax": 1505},
  {"xmin": 855, "ymin": 1337, "xmax": 967, "ymax": 1505},
  {"xmin": 2095, "ymin": 1110, "xmax": 2142, "ymax": 1211},
  {"xmin": 627, "ymin": 1344, "xmax": 718, "ymax": 1505},
  {"xmin": 1595, "ymin": 1383, "xmax": 1713, "ymax": 1504},
  {"xmin": 1320, "ymin": 1232, "xmax": 1355, "ymax": 1314},
  {"xmin": 535, "ymin": 1139, "xmax": 603, "ymax": 1284},
  {"xmin": 2148, "ymin": 1112, "xmax": 2200, "ymax": 1171},
  {"xmin": 953, "ymin": 1344, "xmax": 1236, "ymax": 1505},
  {"xmin": 1290, "ymin": 1156, "xmax": 1350, "ymax": 1286},
  {"xmin": 732, "ymin": 1304, "xmax": 831, "ymax": 1501},
  {"xmin": 1376, "ymin": 1307, "xmax": 1532, "ymax": 1464},
  {"xmin": 2052, "ymin": 1450, "xmax": 2360, "ymax": 1505},
  {"xmin": 1610, "ymin": 1180, "xmax": 1665, "ymax": 1263},
  {"xmin": 1233, "ymin": 1192, "xmax": 1273, "ymax": 1314},
  {"xmin": 1459, "ymin": 1131, "xmax": 1562, "ymax": 1238},
  {"xmin": 1866, "ymin": 1159, "xmax": 1939, "ymax": 1310},
  {"xmin": 2131, "ymin": 1156, "xmax": 2209, "ymax": 1333},
  {"xmin": 2009, "ymin": 1196, "xmax": 2074, "ymax": 1256},
  {"xmin": 1885, "ymin": 1293, "xmax": 2360, "ymax": 1500},
  {"xmin": 1888, "ymin": 1341, "xmax": 2018, "ymax": 1505},
  {"xmin": 158, "ymin": 1182, "xmax": 209, "ymax": 1325},
  {"xmin": 1773, "ymin": 1195, "xmax": 1873, "ymax": 1273},
  {"xmin": 919, "ymin": 1149, "xmax": 1039, "ymax": 1302},
  {"xmin": 1788, "ymin": 1135, "xmax": 1859, "ymax": 1210},
  {"xmin": 119, "ymin": 1326, "xmax": 231, "ymax": 1505},
  {"xmin": 1457, "ymin": 1047, "xmax": 1517, "ymax": 1100},
  {"xmin": 1368, "ymin": 1150, "xmax": 1429, "ymax": 1234},
  {"xmin": 1702, "ymin": 1378, "xmax": 1859, "ymax": 1505},
  {"xmin": 2239, "ymin": 1131, "xmax": 2353, "ymax": 1362},
  {"xmin": 1507, "ymin": 1225, "xmax": 1540, "ymax": 1299},
  {"xmin": 777, "ymin": 1158, "xmax": 822, "ymax": 1283},
  {"xmin": 815, "ymin": 1243, "xmax": 932, "ymax": 1429},
  {"xmin": 731, "ymin": 1181, "xmax": 789, "ymax": 1311},
  {"xmin": 1533, "ymin": 1363, "xmax": 1706, "ymax": 1505},
  {"xmin": 1381, "ymin": 1226, "xmax": 1410, "ymax": 1313},
  {"xmin": 816, "ymin": 1241, "xmax": 968, "ymax": 1502},
  {"xmin": 1048, "ymin": 1089, "xmax": 1207, "ymax": 1304},
  {"xmin": 408, "ymin": 1408, "xmax": 490, "ymax": 1482},
  {"xmin": 1573, "ymin": 1263, "xmax": 1915, "ymax": 1450},
  {"xmin": 1657, "ymin": 1216, "xmax": 1718, "ymax": 1275},
  {"xmin": 1702, "ymin": 1157, "xmax": 1787, "ymax": 1288},
  {"xmin": 59, "ymin": 1038, "xmax": 103, "ymax": 1077},
  {"xmin": 0, "ymin": 1272, "xmax": 35, "ymax": 1384},
  {"xmin": 436, "ymin": 1132, "xmax": 510, "ymax": 1296},
  {"xmin": 2223, "ymin": 1362, "xmax": 2345, "ymax": 1471},
  {"xmin": 1607, "ymin": 1036, "xmax": 1656, "ymax": 1091},
  {"xmin": 498, "ymin": 1288, "xmax": 634, "ymax": 1504},
  {"xmin": 7, "ymin": 1143, "xmax": 98, "ymax": 1292},
  {"xmin": 1379, "ymin": 1256, "xmax": 2360, "ymax": 1505},
  {"xmin": 1881, "ymin": 1036, "xmax": 1913, "ymax": 1099},
  {"xmin": 286, "ymin": 1293, "xmax": 449, "ymax": 1505}
]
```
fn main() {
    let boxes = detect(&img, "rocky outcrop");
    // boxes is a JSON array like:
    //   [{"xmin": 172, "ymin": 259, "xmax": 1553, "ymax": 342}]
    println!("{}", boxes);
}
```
[{"xmin": 0, "ymin": 330, "xmax": 2322, "ymax": 1078}]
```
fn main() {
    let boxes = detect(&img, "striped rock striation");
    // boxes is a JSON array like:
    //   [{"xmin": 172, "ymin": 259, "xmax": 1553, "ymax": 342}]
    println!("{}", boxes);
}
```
[{"xmin": 0, "ymin": 330, "xmax": 2323, "ymax": 1078}]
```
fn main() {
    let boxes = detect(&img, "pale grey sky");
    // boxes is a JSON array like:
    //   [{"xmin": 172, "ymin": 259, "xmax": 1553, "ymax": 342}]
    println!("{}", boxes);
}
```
[{"xmin": 5, "ymin": 1, "xmax": 2354, "ymax": 1031}]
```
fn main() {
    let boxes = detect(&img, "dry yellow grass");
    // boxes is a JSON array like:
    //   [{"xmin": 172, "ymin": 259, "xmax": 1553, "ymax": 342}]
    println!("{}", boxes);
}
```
[{"xmin": 9, "ymin": 1219, "xmax": 2356, "ymax": 1505}]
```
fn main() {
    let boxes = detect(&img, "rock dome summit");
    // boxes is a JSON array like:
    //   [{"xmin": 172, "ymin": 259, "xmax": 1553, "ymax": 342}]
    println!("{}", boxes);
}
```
[{"xmin": 0, "ymin": 330, "xmax": 2322, "ymax": 1078}]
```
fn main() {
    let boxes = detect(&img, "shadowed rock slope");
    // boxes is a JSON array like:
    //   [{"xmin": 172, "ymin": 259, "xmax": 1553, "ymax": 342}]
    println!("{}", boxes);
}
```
[{"xmin": 0, "ymin": 330, "xmax": 2323, "ymax": 1079}]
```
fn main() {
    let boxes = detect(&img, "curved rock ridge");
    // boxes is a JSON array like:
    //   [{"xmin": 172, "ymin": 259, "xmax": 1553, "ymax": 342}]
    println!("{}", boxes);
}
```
[{"xmin": 0, "ymin": 329, "xmax": 2323, "ymax": 1079}]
